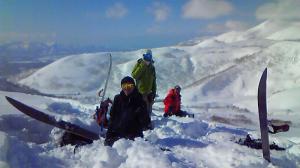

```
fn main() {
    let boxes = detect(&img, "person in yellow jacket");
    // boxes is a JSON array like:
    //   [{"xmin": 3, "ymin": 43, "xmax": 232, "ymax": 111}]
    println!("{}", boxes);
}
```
[{"xmin": 132, "ymin": 49, "xmax": 156, "ymax": 119}]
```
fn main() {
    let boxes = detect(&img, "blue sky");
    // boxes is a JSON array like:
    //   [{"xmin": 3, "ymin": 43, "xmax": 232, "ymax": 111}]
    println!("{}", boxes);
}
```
[{"xmin": 0, "ymin": 0, "xmax": 297, "ymax": 50}]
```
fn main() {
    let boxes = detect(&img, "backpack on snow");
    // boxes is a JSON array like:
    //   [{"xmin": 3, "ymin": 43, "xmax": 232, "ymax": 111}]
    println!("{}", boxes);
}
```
[{"xmin": 94, "ymin": 98, "xmax": 112, "ymax": 129}]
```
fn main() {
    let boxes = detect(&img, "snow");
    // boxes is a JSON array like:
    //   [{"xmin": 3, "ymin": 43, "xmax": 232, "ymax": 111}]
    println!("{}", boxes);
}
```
[
  {"xmin": 1, "ymin": 20, "xmax": 300, "ymax": 167},
  {"xmin": 267, "ymin": 22, "xmax": 300, "ymax": 41},
  {"xmin": 0, "ymin": 132, "xmax": 9, "ymax": 168}
]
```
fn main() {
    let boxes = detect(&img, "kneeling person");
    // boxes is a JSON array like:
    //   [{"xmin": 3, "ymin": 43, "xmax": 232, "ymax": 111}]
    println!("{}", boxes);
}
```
[
  {"xmin": 104, "ymin": 76, "xmax": 150, "ymax": 146},
  {"xmin": 163, "ymin": 85, "xmax": 194, "ymax": 118}
]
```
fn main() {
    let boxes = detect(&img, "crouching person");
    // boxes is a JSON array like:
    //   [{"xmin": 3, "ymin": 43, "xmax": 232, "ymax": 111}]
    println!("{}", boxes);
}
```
[
  {"xmin": 104, "ymin": 76, "xmax": 151, "ymax": 146},
  {"xmin": 163, "ymin": 85, "xmax": 194, "ymax": 118}
]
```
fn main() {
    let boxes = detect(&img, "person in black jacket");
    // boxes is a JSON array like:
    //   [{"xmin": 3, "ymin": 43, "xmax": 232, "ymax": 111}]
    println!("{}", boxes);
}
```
[{"xmin": 104, "ymin": 76, "xmax": 150, "ymax": 146}]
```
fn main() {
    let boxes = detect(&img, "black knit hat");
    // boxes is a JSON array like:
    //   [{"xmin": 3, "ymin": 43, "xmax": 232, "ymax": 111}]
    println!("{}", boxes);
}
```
[
  {"xmin": 174, "ymin": 85, "xmax": 181, "ymax": 91},
  {"xmin": 121, "ymin": 76, "xmax": 135, "ymax": 85}
]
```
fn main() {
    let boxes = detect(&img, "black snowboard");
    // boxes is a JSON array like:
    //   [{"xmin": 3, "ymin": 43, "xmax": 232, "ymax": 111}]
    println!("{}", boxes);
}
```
[
  {"xmin": 257, "ymin": 68, "xmax": 271, "ymax": 162},
  {"xmin": 6, "ymin": 96, "xmax": 100, "ymax": 141}
]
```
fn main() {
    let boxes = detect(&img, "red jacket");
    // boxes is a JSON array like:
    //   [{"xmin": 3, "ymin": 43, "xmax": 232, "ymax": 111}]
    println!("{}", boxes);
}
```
[{"xmin": 163, "ymin": 89, "xmax": 181, "ymax": 114}]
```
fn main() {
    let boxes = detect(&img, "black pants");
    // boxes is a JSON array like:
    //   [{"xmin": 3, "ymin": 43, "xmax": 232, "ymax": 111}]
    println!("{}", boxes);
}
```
[
  {"xmin": 163, "ymin": 110, "xmax": 193, "ymax": 118},
  {"xmin": 142, "ymin": 94, "xmax": 154, "ymax": 117}
]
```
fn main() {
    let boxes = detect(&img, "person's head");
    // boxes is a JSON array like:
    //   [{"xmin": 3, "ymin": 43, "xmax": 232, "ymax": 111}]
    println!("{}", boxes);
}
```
[
  {"xmin": 174, "ymin": 85, "xmax": 181, "ymax": 93},
  {"xmin": 121, "ymin": 76, "xmax": 135, "ymax": 96},
  {"xmin": 143, "ymin": 49, "xmax": 153, "ymax": 63}
]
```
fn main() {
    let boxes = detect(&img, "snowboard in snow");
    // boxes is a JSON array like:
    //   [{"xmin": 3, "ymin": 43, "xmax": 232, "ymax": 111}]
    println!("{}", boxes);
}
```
[
  {"xmin": 6, "ymin": 96, "xmax": 100, "ymax": 141},
  {"xmin": 257, "ymin": 68, "xmax": 271, "ymax": 162},
  {"xmin": 268, "ymin": 119, "xmax": 290, "ymax": 134}
]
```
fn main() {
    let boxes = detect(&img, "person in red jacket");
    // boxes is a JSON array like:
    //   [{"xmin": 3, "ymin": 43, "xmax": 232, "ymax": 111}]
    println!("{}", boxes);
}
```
[{"xmin": 163, "ymin": 85, "xmax": 194, "ymax": 118}]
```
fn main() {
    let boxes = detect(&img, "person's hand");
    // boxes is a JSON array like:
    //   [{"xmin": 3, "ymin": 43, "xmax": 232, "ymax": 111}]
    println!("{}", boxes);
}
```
[{"xmin": 148, "ymin": 92, "xmax": 155, "ymax": 102}]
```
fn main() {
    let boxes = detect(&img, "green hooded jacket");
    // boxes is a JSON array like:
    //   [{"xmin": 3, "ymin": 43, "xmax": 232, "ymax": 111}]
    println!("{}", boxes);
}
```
[{"xmin": 132, "ymin": 58, "xmax": 156, "ymax": 95}]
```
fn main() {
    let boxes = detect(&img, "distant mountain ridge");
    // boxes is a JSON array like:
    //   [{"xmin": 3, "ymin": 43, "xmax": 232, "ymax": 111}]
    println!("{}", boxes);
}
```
[
  {"xmin": 0, "ymin": 42, "xmax": 112, "ymax": 80},
  {"xmin": 0, "ymin": 42, "xmax": 110, "ymax": 62}
]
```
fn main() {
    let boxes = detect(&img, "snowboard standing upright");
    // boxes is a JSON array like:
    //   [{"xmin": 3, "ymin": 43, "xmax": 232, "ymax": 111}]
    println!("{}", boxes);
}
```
[{"xmin": 258, "ymin": 68, "xmax": 271, "ymax": 162}]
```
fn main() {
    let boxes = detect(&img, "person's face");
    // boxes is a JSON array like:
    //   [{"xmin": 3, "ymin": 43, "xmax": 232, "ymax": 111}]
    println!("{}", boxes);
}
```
[
  {"xmin": 121, "ymin": 83, "xmax": 135, "ymax": 96},
  {"xmin": 176, "ymin": 88, "xmax": 181, "ymax": 93},
  {"xmin": 143, "ymin": 59, "xmax": 150, "ymax": 65}
]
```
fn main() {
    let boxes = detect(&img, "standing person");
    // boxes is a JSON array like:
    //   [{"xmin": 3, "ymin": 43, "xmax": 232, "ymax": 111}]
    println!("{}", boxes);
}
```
[
  {"xmin": 132, "ymin": 49, "xmax": 156, "ymax": 118},
  {"xmin": 163, "ymin": 85, "xmax": 194, "ymax": 118},
  {"xmin": 104, "ymin": 76, "xmax": 150, "ymax": 146}
]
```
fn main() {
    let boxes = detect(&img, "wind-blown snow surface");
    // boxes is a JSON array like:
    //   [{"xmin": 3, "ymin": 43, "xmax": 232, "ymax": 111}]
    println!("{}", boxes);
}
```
[{"xmin": 1, "ymin": 20, "xmax": 300, "ymax": 167}]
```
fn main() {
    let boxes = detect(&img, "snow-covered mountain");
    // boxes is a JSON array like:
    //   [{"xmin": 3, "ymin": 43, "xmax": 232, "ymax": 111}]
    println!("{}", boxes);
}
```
[
  {"xmin": 1, "ymin": 20, "xmax": 300, "ymax": 167},
  {"xmin": 19, "ymin": 20, "xmax": 300, "ymax": 111}
]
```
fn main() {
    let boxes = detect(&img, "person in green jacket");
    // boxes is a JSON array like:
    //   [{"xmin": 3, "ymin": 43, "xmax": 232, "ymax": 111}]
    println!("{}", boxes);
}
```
[{"xmin": 132, "ymin": 49, "xmax": 157, "ymax": 118}]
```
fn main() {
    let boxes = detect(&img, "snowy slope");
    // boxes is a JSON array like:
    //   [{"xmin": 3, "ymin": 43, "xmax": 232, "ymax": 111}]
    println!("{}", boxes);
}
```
[
  {"xmin": 267, "ymin": 22, "xmax": 300, "ymax": 41},
  {"xmin": 1, "ymin": 20, "xmax": 300, "ymax": 167},
  {"xmin": 19, "ymin": 48, "xmax": 196, "ymax": 100}
]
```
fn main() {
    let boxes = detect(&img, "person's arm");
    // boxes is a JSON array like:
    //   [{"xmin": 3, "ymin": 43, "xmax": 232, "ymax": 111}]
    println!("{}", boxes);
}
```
[
  {"xmin": 151, "ymin": 66, "xmax": 157, "ymax": 97},
  {"xmin": 105, "ymin": 95, "xmax": 121, "ymax": 146},
  {"xmin": 132, "ymin": 59, "xmax": 147, "ymax": 80},
  {"xmin": 175, "ymin": 94, "xmax": 181, "ymax": 112},
  {"xmin": 163, "ymin": 92, "xmax": 175, "ymax": 113},
  {"xmin": 107, "ymin": 95, "xmax": 118, "ymax": 129}
]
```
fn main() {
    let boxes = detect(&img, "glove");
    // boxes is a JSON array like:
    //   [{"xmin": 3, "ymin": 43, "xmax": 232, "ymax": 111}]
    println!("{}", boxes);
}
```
[{"xmin": 147, "ymin": 92, "xmax": 155, "ymax": 102}]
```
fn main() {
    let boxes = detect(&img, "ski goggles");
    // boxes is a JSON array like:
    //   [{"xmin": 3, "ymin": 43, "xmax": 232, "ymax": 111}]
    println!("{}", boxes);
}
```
[{"xmin": 121, "ymin": 83, "xmax": 135, "ymax": 90}]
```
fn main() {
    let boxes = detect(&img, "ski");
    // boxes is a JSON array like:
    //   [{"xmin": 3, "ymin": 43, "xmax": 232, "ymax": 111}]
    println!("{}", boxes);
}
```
[
  {"xmin": 6, "ymin": 96, "xmax": 100, "ymax": 141},
  {"xmin": 95, "ymin": 53, "xmax": 113, "ymax": 130},
  {"xmin": 257, "ymin": 68, "xmax": 271, "ymax": 162},
  {"xmin": 100, "ymin": 53, "xmax": 112, "ymax": 103}
]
